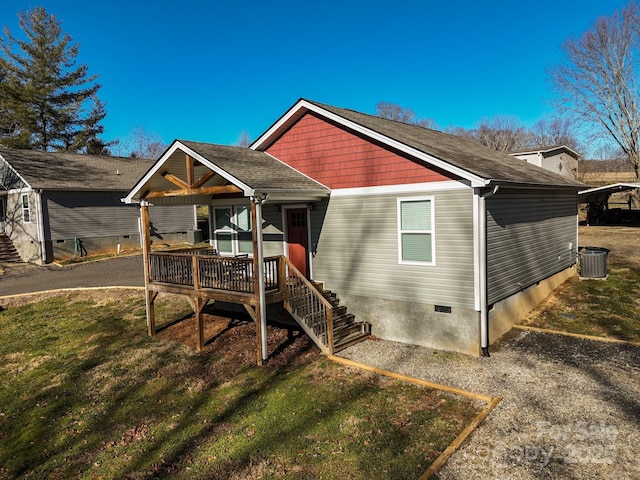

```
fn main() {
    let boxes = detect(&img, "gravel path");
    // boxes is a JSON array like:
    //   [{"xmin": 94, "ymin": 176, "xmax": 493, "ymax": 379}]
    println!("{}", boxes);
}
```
[{"xmin": 339, "ymin": 330, "xmax": 640, "ymax": 479}]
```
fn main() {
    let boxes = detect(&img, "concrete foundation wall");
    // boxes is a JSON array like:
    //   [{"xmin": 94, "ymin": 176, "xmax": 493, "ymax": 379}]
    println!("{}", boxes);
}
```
[
  {"xmin": 336, "ymin": 266, "xmax": 576, "ymax": 357},
  {"xmin": 12, "ymin": 238, "xmax": 42, "ymax": 264},
  {"xmin": 489, "ymin": 266, "xmax": 576, "ymax": 343},
  {"xmin": 338, "ymin": 293, "xmax": 482, "ymax": 356}
]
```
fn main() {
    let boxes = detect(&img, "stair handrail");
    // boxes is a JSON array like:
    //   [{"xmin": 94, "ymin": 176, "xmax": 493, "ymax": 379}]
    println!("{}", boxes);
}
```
[{"xmin": 280, "ymin": 256, "xmax": 334, "ymax": 353}]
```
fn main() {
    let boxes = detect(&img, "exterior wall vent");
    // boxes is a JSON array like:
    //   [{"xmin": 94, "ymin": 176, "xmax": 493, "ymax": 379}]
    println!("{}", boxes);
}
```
[{"xmin": 435, "ymin": 305, "xmax": 452, "ymax": 314}]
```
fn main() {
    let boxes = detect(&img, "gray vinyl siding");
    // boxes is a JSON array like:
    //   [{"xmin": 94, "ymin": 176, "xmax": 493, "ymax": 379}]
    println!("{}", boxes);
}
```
[
  {"xmin": 311, "ymin": 187, "xmax": 476, "ymax": 309},
  {"xmin": 149, "ymin": 205, "xmax": 195, "ymax": 234},
  {"xmin": 261, "ymin": 204, "xmax": 285, "ymax": 257},
  {"xmin": 44, "ymin": 191, "xmax": 193, "ymax": 240},
  {"xmin": 6, "ymin": 190, "xmax": 39, "ymax": 239},
  {"xmin": 486, "ymin": 189, "xmax": 578, "ymax": 304}
]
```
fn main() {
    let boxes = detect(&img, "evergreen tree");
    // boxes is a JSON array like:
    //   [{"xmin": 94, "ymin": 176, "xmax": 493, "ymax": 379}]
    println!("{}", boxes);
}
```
[{"xmin": 0, "ymin": 7, "xmax": 111, "ymax": 153}]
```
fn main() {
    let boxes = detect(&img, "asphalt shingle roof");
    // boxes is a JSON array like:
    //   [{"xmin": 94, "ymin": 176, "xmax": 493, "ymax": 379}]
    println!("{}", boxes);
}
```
[
  {"xmin": 178, "ymin": 140, "xmax": 329, "ymax": 192},
  {"xmin": 304, "ymin": 100, "xmax": 586, "ymax": 188},
  {"xmin": 0, "ymin": 148, "xmax": 153, "ymax": 191}
]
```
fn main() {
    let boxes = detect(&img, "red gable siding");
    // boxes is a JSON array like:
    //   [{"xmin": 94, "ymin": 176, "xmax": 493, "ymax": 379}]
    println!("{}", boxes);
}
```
[{"xmin": 265, "ymin": 112, "xmax": 454, "ymax": 189}]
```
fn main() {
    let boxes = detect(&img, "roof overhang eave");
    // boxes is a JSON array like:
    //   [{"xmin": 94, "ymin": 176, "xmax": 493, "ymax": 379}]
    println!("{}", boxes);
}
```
[
  {"xmin": 251, "ymin": 188, "xmax": 330, "ymax": 203},
  {"xmin": 578, "ymin": 182, "xmax": 640, "ymax": 203},
  {"xmin": 124, "ymin": 140, "xmax": 254, "ymax": 204},
  {"xmin": 483, "ymin": 179, "xmax": 588, "ymax": 190}
]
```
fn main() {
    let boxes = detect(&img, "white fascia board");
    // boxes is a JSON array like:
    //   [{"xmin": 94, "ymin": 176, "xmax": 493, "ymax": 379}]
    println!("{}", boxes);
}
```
[
  {"xmin": 252, "ymin": 100, "xmax": 488, "ymax": 187},
  {"xmin": 579, "ymin": 182, "xmax": 640, "ymax": 196},
  {"xmin": 123, "ymin": 142, "xmax": 179, "ymax": 204},
  {"xmin": 8, "ymin": 186, "xmax": 33, "ymax": 195},
  {"xmin": 0, "ymin": 153, "xmax": 32, "ymax": 190},
  {"xmin": 329, "ymin": 180, "xmax": 470, "ymax": 197},
  {"xmin": 257, "ymin": 188, "xmax": 330, "ymax": 197},
  {"xmin": 510, "ymin": 145, "xmax": 582, "ymax": 159},
  {"xmin": 123, "ymin": 141, "xmax": 254, "ymax": 203},
  {"xmin": 177, "ymin": 142, "xmax": 253, "ymax": 194},
  {"xmin": 250, "ymin": 100, "xmax": 308, "ymax": 151}
]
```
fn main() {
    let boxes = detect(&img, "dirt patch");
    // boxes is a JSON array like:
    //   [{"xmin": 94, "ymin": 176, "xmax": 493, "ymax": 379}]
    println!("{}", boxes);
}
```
[
  {"xmin": 579, "ymin": 225, "xmax": 640, "ymax": 269},
  {"xmin": 155, "ymin": 304, "xmax": 320, "ymax": 373}
]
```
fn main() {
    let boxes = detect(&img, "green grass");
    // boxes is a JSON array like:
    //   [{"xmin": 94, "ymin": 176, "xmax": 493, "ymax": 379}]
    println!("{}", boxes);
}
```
[
  {"xmin": 0, "ymin": 292, "xmax": 480, "ymax": 479},
  {"xmin": 526, "ymin": 260, "xmax": 640, "ymax": 342}
]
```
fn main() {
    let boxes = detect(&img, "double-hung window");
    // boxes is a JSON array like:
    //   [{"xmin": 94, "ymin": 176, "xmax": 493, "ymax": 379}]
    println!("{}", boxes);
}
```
[
  {"xmin": 213, "ymin": 205, "xmax": 252, "ymax": 255},
  {"xmin": 22, "ymin": 194, "xmax": 31, "ymax": 223},
  {"xmin": 397, "ymin": 197, "xmax": 434, "ymax": 265}
]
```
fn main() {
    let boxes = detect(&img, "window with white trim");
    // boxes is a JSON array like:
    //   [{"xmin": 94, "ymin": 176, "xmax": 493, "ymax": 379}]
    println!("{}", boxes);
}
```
[
  {"xmin": 22, "ymin": 194, "xmax": 31, "ymax": 223},
  {"xmin": 397, "ymin": 197, "xmax": 434, "ymax": 265},
  {"xmin": 213, "ymin": 205, "xmax": 252, "ymax": 255}
]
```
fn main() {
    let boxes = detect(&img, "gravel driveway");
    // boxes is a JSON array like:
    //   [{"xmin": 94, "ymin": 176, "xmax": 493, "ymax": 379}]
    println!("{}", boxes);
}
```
[{"xmin": 340, "ymin": 330, "xmax": 640, "ymax": 479}]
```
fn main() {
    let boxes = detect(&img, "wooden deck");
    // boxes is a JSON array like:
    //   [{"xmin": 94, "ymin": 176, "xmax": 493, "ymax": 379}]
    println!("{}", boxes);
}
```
[
  {"xmin": 147, "ymin": 249, "xmax": 284, "ymax": 304},
  {"xmin": 143, "ymin": 249, "xmax": 370, "ymax": 362}
]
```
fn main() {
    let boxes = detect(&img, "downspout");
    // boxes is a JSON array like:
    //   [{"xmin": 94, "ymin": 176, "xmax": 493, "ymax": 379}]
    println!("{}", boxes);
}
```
[
  {"xmin": 35, "ymin": 189, "xmax": 47, "ymax": 264},
  {"xmin": 479, "ymin": 185, "xmax": 499, "ymax": 357},
  {"xmin": 251, "ymin": 193, "xmax": 269, "ymax": 364}
]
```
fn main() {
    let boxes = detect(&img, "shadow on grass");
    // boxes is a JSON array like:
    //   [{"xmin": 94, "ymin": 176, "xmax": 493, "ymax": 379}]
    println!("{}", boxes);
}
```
[{"xmin": 0, "ymin": 293, "xmax": 477, "ymax": 479}]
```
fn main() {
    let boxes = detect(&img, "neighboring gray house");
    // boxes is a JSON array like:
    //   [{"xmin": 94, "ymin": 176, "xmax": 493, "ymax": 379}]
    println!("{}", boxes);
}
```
[
  {"xmin": 0, "ymin": 148, "xmax": 195, "ymax": 264},
  {"xmin": 125, "ymin": 99, "xmax": 586, "ymax": 357},
  {"xmin": 510, "ymin": 145, "xmax": 580, "ymax": 179}
]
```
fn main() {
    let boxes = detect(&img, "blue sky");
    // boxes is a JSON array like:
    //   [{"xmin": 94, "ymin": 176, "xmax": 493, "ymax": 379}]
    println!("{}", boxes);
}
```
[{"xmin": 0, "ymin": 0, "xmax": 631, "ymax": 148}]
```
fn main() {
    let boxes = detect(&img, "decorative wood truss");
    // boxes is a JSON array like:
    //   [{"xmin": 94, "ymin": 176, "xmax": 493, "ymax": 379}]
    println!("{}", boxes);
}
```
[{"xmin": 143, "ymin": 154, "xmax": 242, "ymax": 199}]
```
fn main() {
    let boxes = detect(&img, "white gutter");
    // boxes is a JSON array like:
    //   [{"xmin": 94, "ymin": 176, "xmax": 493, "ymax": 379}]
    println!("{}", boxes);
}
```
[
  {"xmin": 477, "ymin": 185, "xmax": 499, "ymax": 357},
  {"xmin": 35, "ymin": 190, "xmax": 47, "ymax": 263}
]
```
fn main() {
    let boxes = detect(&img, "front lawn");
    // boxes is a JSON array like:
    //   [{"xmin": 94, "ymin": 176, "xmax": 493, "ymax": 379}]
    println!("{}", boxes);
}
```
[
  {"xmin": 0, "ymin": 292, "xmax": 480, "ymax": 479},
  {"xmin": 524, "ymin": 260, "xmax": 640, "ymax": 343}
]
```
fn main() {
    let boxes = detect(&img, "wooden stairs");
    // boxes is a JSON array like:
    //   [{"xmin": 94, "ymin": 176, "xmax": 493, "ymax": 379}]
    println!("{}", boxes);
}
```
[
  {"xmin": 280, "ymin": 257, "xmax": 370, "ymax": 355},
  {"xmin": 0, "ymin": 234, "xmax": 21, "ymax": 263},
  {"xmin": 313, "ymin": 282, "xmax": 371, "ymax": 353}
]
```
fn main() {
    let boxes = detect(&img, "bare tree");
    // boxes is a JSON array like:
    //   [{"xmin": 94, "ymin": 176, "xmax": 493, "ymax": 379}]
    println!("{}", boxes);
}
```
[
  {"xmin": 114, "ymin": 126, "xmax": 166, "ymax": 159},
  {"xmin": 474, "ymin": 115, "xmax": 531, "ymax": 152},
  {"xmin": 550, "ymin": 2, "xmax": 640, "ymax": 179},
  {"xmin": 235, "ymin": 130, "xmax": 251, "ymax": 147},
  {"xmin": 375, "ymin": 101, "xmax": 436, "ymax": 128},
  {"xmin": 530, "ymin": 117, "xmax": 582, "ymax": 152}
]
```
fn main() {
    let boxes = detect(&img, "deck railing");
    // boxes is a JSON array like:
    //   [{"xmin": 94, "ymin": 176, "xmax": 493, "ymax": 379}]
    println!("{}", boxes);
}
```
[
  {"xmin": 281, "ymin": 256, "xmax": 334, "ymax": 353},
  {"xmin": 148, "ymin": 250, "xmax": 280, "ymax": 294},
  {"xmin": 147, "ymin": 250, "xmax": 337, "ymax": 354}
]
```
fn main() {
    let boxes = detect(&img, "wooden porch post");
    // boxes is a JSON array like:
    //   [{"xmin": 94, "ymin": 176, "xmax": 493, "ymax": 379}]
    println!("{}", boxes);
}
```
[
  {"xmin": 251, "ymin": 196, "xmax": 268, "ymax": 366},
  {"xmin": 186, "ymin": 297, "xmax": 208, "ymax": 352},
  {"xmin": 140, "ymin": 202, "xmax": 156, "ymax": 337}
]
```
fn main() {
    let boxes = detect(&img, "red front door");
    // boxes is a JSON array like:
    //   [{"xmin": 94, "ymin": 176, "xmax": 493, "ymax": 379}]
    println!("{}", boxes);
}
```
[{"xmin": 286, "ymin": 208, "xmax": 309, "ymax": 277}]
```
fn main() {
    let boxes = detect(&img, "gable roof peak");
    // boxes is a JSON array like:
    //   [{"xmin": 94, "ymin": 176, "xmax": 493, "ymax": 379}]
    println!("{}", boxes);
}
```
[{"xmin": 253, "ymin": 99, "xmax": 586, "ymax": 189}]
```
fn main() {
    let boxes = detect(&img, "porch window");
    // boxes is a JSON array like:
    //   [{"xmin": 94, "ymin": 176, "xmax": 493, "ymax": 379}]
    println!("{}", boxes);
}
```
[
  {"xmin": 22, "ymin": 194, "xmax": 31, "ymax": 223},
  {"xmin": 397, "ymin": 197, "xmax": 434, "ymax": 265},
  {"xmin": 213, "ymin": 205, "xmax": 252, "ymax": 255}
]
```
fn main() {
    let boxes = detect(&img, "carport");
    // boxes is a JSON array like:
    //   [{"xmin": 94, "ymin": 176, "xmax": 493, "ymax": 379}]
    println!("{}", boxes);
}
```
[{"xmin": 579, "ymin": 182, "xmax": 640, "ymax": 225}]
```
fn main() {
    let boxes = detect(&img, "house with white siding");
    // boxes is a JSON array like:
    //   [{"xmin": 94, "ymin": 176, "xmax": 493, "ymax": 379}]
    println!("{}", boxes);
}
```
[
  {"xmin": 125, "ymin": 99, "xmax": 586, "ymax": 358},
  {"xmin": 510, "ymin": 145, "xmax": 580, "ymax": 179},
  {"xmin": 0, "ymin": 148, "xmax": 195, "ymax": 264}
]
